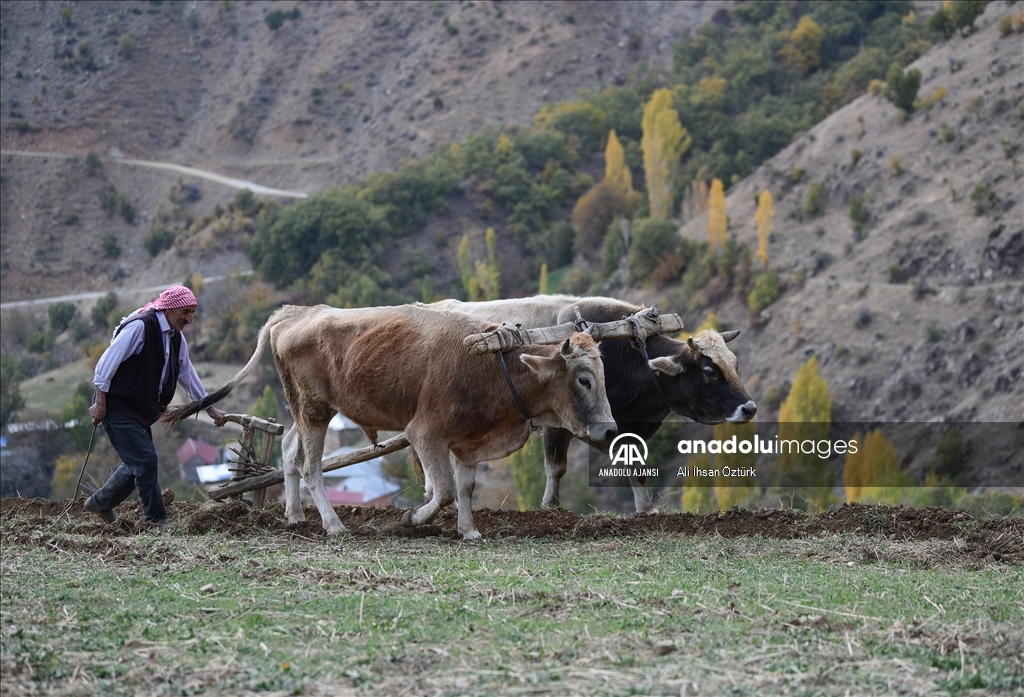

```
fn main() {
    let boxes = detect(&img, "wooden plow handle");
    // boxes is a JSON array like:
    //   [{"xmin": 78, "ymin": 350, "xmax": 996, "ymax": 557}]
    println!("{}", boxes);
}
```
[
  {"xmin": 223, "ymin": 413, "xmax": 285, "ymax": 435},
  {"xmin": 463, "ymin": 306, "xmax": 685, "ymax": 355}
]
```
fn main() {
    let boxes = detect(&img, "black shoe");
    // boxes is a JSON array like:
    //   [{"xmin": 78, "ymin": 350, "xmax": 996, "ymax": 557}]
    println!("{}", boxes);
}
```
[
  {"xmin": 148, "ymin": 518, "xmax": 175, "ymax": 530},
  {"xmin": 84, "ymin": 495, "xmax": 116, "ymax": 524}
]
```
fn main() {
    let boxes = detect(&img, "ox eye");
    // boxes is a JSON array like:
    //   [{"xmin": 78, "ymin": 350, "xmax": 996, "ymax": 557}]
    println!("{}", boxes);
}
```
[
  {"xmin": 702, "ymin": 366, "xmax": 716, "ymax": 378},
  {"xmin": 578, "ymin": 376, "xmax": 592, "ymax": 390}
]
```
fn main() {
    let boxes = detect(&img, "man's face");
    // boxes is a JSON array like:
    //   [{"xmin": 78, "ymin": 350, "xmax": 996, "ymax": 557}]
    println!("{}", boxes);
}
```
[{"xmin": 164, "ymin": 305, "xmax": 197, "ymax": 331}]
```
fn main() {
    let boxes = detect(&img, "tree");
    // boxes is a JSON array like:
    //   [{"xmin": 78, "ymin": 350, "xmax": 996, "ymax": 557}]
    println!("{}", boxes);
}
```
[
  {"xmin": 641, "ymin": 88, "xmax": 692, "ymax": 220},
  {"xmin": 682, "ymin": 453, "xmax": 716, "ymax": 512},
  {"xmin": 538, "ymin": 262, "xmax": 549, "ymax": 295},
  {"xmin": 572, "ymin": 181, "xmax": 634, "ymax": 258},
  {"xmin": 755, "ymin": 190, "xmax": 773, "ymax": 269},
  {"xmin": 714, "ymin": 421, "xmax": 757, "ymax": 510},
  {"xmin": 604, "ymin": 129, "xmax": 633, "ymax": 193},
  {"xmin": 458, "ymin": 229, "xmax": 501, "ymax": 301},
  {"xmin": 778, "ymin": 15, "xmax": 823, "ymax": 74},
  {"xmin": 628, "ymin": 218, "xmax": 679, "ymax": 280},
  {"xmin": 949, "ymin": 0, "xmax": 987, "ymax": 36},
  {"xmin": 48, "ymin": 302, "xmax": 77, "ymax": 334},
  {"xmin": 0, "ymin": 357, "xmax": 25, "ymax": 429},
  {"xmin": 706, "ymin": 178, "xmax": 726, "ymax": 253},
  {"xmin": 509, "ymin": 433, "xmax": 546, "ymax": 510},
  {"xmin": 844, "ymin": 429, "xmax": 911, "ymax": 504},
  {"xmin": 778, "ymin": 356, "xmax": 833, "ymax": 509},
  {"xmin": 883, "ymin": 63, "xmax": 922, "ymax": 113}
]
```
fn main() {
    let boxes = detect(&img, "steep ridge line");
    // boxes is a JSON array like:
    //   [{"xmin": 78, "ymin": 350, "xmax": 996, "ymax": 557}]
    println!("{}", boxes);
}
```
[{"xmin": 0, "ymin": 272, "xmax": 252, "ymax": 310}]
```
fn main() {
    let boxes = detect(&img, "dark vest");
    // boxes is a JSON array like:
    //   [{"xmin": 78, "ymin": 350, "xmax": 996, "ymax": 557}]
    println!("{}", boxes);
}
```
[{"xmin": 105, "ymin": 310, "xmax": 181, "ymax": 426}]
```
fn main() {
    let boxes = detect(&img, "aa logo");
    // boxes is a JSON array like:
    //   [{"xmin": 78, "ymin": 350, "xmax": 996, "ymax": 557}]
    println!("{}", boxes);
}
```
[{"xmin": 608, "ymin": 433, "xmax": 648, "ymax": 466}]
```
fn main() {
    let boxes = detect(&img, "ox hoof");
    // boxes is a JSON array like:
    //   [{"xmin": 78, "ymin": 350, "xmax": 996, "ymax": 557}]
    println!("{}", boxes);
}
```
[
  {"xmin": 460, "ymin": 529, "xmax": 483, "ymax": 541},
  {"xmin": 286, "ymin": 514, "xmax": 305, "ymax": 525},
  {"xmin": 401, "ymin": 508, "xmax": 416, "ymax": 527},
  {"xmin": 636, "ymin": 507, "xmax": 660, "ymax": 516},
  {"xmin": 325, "ymin": 523, "xmax": 349, "ymax": 536}
]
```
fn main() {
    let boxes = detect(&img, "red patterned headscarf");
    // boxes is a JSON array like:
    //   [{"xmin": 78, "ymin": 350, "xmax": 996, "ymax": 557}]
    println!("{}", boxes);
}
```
[{"xmin": 147, "ymin": 285, "xmax": 198, "ymax": 311}]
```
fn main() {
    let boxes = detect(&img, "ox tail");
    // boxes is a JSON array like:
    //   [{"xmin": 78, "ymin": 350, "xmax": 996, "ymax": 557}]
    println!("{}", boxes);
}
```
[
  {"xmin": 408, "ymin": 447, "xmax": 424, "ymax": 484},
  {"xmin": 161, "ymin": 309, "xmax": 279, "ymax": 427}
]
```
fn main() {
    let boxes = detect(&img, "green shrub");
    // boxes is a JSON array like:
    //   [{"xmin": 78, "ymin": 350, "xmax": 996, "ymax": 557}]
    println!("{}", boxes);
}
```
[
  {"xmin": 748, "ymin": 271, "xmax": 779, "ymax": 313},
  {"xmin": 804, "ymin": 181, "xmax": 825, "ymax": 216},
  {"xmin": 85, "ymin": 151, "xmax": 102, "ymax": 176},
  {"xmin": 48, "ymin": 302, "xmax": 77, "ymax": 334},
  {"xmin": 92, "ymin": 292, "xmax": 119, "ymax": 327},
  {"xmin": 561, "ymin": 267, "xmax": 593, "ymax": 295},
  {"xmin": 119, "ymin": 197, "xmax": 136, "ymax": 224},
  {"xmin": 600, "ymin": 218, "xmax": 627, "ymax": 279},
  {"xmin": 102, "ymin": 234, "xmax": 121, "ymax": 258},
  {"xmin": 970, "ymin": 184, "xmax": 999, "ymax": 216},
  {"xmin": 848, "ymin": 196, "xmax": 867, "ymax": 225},
  {"xmin": 144, "ymin": 226, "xmax": 176, "ymax": 257},
  {"xmin": 937, "ymin": 123, "xmax": 955, "ymax": 142},
  {"xmin": 849, "ymin": 149, "xmax": 862, "ymax": 167},
  {"xmin": 118, "ymin": 34, "xmax": 137, "ymax": 56},
  {"xmin": 27, "ymin": 331, "xmax": 53, "ymax": 354},
  {"xmin": 627, "ymin": 218, "xmax": 678, "ymax": 281},
  {"xmin": 883, "ymin": 63, "xmax": 922, "ymax": 113}
]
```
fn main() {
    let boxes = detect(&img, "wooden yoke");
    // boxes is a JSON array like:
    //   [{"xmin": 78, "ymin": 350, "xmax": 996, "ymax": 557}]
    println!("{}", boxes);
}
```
[
  {"xmin": 223, "ymin": 413, "xmax": 284, "ymax": 509},
  {"xmin": 463, "ymin": 306, "xmax": 685, "ymax": 355}
]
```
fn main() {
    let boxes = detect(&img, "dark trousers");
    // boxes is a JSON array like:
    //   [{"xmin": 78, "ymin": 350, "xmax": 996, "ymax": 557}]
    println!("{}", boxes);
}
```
[{"xmin": 91, "ymin": 416, "xmax": 167, "ymax": 522}]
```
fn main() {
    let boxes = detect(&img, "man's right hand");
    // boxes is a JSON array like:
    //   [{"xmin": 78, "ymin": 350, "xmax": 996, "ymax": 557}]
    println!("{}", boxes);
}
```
[{"xmin": 90, "ymin": 391, "xmax": 107, "ymax": 425}]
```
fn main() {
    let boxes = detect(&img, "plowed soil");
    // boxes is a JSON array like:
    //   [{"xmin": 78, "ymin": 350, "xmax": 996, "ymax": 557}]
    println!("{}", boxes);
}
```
[{"xmin": 2, "ymin": 497, "xmax": 1020, "ymax": 565}]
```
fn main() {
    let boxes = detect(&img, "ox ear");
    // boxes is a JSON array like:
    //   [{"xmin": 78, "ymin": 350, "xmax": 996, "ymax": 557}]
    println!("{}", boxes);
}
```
[
  {"xmin": 720, "ymin": 329, "xmax": 740, "ymax": 343},
  {"xmin": 520, "ymin": 353, "xmax": 558, "ymax": 383},
  {"xmin": 648, "ymin": 355, "xmax": 683, "ymax": 376}
]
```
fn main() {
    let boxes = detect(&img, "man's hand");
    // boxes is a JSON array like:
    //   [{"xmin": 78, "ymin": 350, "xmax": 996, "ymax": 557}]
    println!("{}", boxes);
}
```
[
  {"xmin": 207, "ymin": 407, "xmax": 227, "ymax": 427},
  {"xmin": 90, "ymin": 391, "xmax": 107, "ymax": 425}
]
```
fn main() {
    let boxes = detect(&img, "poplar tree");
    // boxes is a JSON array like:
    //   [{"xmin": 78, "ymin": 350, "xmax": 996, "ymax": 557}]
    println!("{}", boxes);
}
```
[
  {"xmin": 844, "ymin": 429, "xmax": 911, "ymax": 504},
  {"xmin": 604, "ymin": 129, "xmax": 633, "ymax": 193},
  {"xmin": 706, "ymin": 178, "xmax": 727, "ymax": 253},
  {"xmin": 509, "ymin": 433, "xmax": 546, "ymax": 510},
  {"xmin": 778, "ymin": 356, "xmax": 833, "ymax": 508},
  {"xmin": 538, "ymin": 262, "xmax": 549, "ymax": 295},
  {"xmin": 755, "ymin": 190, "xmax": 773, "ymax": 269},
  {"xmin": 641, "ymin": 89, "xmax": 692, "ymax": 220},
  {"xmin": 714, "ymin": 421, "xmax": 757, "ymax": 510},
  {"xmin": 778, "ymin": 15, "xmax": 823, "ymax": 74}
]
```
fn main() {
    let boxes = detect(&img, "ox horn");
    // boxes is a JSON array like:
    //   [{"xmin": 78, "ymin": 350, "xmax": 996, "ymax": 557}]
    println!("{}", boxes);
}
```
[
  {"xmin": 720, "ymin": 329, "xmax": 740, "ymax": 343},
  {"xmin": 560, "ymin": 337, "xmax": 573, "ymax": 356},
  {"xmin": 687, "ymin": 337, "xmax": 700, "ymax": 353}
]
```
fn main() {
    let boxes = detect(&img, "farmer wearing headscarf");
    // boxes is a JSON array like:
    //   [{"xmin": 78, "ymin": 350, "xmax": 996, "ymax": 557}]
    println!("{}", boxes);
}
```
[{"xmin": 85, "ymin": 285, "xmax": 227, "ymax": 526}]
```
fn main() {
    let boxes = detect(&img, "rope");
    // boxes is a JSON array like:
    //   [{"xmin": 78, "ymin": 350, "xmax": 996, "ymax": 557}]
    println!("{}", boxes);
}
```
[{"xmin": 496, "ymin": 350, "xmax": 536, "ymax": 432}]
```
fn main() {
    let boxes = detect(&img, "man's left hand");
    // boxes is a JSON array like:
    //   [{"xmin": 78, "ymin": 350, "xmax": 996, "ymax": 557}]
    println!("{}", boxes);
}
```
[{"xmin": 207, "ymin": 407, "xmax": 228, "ymax": 427}]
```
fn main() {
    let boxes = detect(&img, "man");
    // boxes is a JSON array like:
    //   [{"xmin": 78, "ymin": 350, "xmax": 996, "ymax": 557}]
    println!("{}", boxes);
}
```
[{"xmin": 85, "ymin": 285, "xmax": 227, "ymax": 526}]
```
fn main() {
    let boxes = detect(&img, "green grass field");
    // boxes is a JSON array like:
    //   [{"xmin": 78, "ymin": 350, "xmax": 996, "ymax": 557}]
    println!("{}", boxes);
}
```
[{"xmin": 2, "ymin": 503, "xmax": 1021, "ymax": 696}]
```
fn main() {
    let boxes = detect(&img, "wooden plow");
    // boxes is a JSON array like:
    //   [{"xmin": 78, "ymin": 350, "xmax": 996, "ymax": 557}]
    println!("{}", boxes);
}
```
[{"xmin": 207, "ymin": 306, "xmax": 682, "ymax": 504}]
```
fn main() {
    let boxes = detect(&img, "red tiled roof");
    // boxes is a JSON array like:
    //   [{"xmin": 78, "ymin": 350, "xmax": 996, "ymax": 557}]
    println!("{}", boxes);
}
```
[{"xmin": 177, "ymin": 438, "xmax": 221, "ymax": 467}]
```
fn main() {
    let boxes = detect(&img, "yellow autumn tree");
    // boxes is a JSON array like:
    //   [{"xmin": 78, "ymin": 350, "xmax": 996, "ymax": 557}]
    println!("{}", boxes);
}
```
[
  {"xmin": 604, "ymin": 129, "xmax": 633, "ymax": 193},
  {"xmin": 682, "ymin": 453, "xmax": 717, "ymax": 513},
  {"xmin": 779, "ymin": 15, "xmax": 824, "ymax": 74},
  {"xmin": 844, "ymin": 429, "xmax": 913, "ymax": 504},
  {"xmin": 778, "ymin": 356, "xmax": 834, "ymax": 509},
  {"xmin": 641, "ymin": 89, "xmax": 692, "ymax": 220},
  {"xmin": 538, "ymin": 262, "xmax": 549, "ymax": 295},
  {"xmin": 714, "ymin": 421, "xmax": 758, "ymax": 510},
  {"xmin": 474, "ymin": 227, "xmax": 501, "ymax": 301},
  {"xmin": 755, "ymin": 190, "xmax": 773, "ymax": 269},
  {"xmin": 706, "ymin": 178, "xmax": 727, "ymax": 253}
]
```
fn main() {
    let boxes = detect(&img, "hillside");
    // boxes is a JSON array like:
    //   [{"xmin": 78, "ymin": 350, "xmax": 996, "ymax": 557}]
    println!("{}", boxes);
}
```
[
  {"xmin": 0, "ymin": 0, "xmax": 725, "ymax": 299},
  {"xmin": 661, "ymin": 1, "xmax": 1022, "ymax": 431}
]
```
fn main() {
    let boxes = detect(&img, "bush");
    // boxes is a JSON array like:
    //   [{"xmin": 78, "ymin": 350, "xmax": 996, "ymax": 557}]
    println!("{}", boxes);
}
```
[
  {"xmin": 561, "ymin": 267, "xmax": 593, "ymax": 295},
  {"xmin": 848, "ymin": 196, "xmax": 867, "ymax": 225},
  {"xmin": 27, "ymin": 331, "xmax": 53, "ymax": 354},
  {"xmin": 265, "ymin": 7, "xmax": 300, "ymax": 30},
  {"xmin": 119, "ymin": 197, "xmax": 136, "ymax": 224},
  {"xmin": 102, "ymin": 234, "xmax": 121, "ymax": 258},
  {"xmin": 118, "ymin": 33, "xmax": 137, "ymax": 56},
  {"xmin": 572, "ymin": 181, "xmax": 634, "ymax": 259},
  {"xmin": 48, "ymin": 302, "xmax": 77, "ymax": 334},
  {"xmin": 747, "ymin": 271, "xmax": 779, "ymax": 313},
  {"xmin": 804, "ymin": 181, "xmax": 825, "ymax": 216},
  {"xmin": 85, "ymin": 151, "xmax": 101, "ymax": 176},
  {"xmin": 627, "ymin": 218, "xmax": 679, "ymax": 281},
  {"xmin": 849, "ymin": 149, "xmax": 862, "ymax": 167},
  {"xmin": 883, "ymin": 64, "xmax": 922, "ymax": 113},
  {"xmin": 144, "ymin": 226, "xmax": 176, "ymax": 257},
  {"xmin": 970, "ymin": 184, "xmax": 999, "ymax": 216},
  {"xmin": 92, "ymin": 292, "xmax": 119, "ymax": 327},
  {"xmin": 600, "ymin": 218, "xmax": 627, "ymax": 279},
  {"xmin": 888, "ymin": 154, "xmax": 904, "ymax": 176},
  {"xmin": 533, "ymin": 101, "xmax": 606, "ymax": 154}
]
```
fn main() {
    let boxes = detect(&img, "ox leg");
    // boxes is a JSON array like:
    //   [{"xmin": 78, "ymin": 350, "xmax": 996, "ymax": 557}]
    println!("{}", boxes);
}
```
[
  {"xmin": 282, "ymin": 424, "xmax": 305, "ymax": 524},
  {"xmin": 629, "ymin": 475, "xmax": 659, "ymax": 515},
  {"xmin": 299, "ymin": 423, "xmax": 347, "ymax": 535},
  {"xmin": 541, "ymin": 427, "xmax": 573, "ymax": 508},
  {"xmin": 401, "ymin": 441, "xmax": 454, "ymax": 529},
  {"xmin": 453, "ymin": 459, "xmax": 481, "ymax": 540}
]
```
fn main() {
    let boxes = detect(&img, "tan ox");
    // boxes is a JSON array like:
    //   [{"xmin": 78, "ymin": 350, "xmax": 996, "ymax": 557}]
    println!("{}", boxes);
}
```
[{"xmin": 164, "ymin": 304, "xmax": 616, "ymax": 539}]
